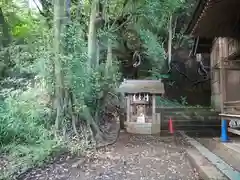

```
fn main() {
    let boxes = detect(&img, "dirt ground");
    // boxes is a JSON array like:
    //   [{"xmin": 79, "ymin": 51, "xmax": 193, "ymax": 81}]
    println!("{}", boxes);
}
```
[{"xmin": 20, "ymin": 132, "xmax": 199, "ymax": 180}]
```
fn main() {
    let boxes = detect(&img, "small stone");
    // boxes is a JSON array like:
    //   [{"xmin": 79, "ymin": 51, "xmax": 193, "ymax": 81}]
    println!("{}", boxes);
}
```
[{"xmin": 72, "ymin": 158, "xmax": 85, "ymax": 168}]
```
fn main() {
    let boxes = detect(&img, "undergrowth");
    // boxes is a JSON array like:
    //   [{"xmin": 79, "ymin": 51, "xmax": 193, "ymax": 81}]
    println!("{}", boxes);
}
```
[
  {"xmin": 0, "ymin": 82, "xmax": 61, "ymax": 179},
  {"xmin": 0, "ymin": 20, "xmax": 121, "ymax": 179},
  {"xmin": 0, "ymin": 78, "xmax": 99, "ymax": 179}
]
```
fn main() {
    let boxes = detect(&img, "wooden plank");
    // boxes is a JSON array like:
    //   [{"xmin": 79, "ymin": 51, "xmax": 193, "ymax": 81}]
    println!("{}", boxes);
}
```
[
  {"xmin": 224, "ymin": 59, "xmax": 240, "ymax": 62},
  {"xmin": 223, "ymin": 38, "xmax": 228, "ymax": 108},
  {"xmin": 152, "ymin": 95, "xmax": 156, "ymax": 124},
  {"xmin": 214, "ymin": 67, "xmax": 240, "ymax": 70},
  {"xmin": 228, "ymin": 128, "xmax": 240, "ymax": 136},
  {"xmin": 219, "ymin": 38, "xmax": 227, "ymax": 113},
  {"xmin": 222, "ymin": 142, "xmax": 240, "ymax": 154},
  {"xmin": 219, "ymin": 113, "xmax": 240, "ymax": 118},
  {"xmin": 126, "ymin": 96, "xmax": 130, "ymax": 122},
  {"xmin": 224, "ymin": 103, "xmax": 240, "ymax": 114},
  {"xmin": 129, "ymin": 95, "xmax": 133, "ymax": 121},
  {"xmin": 223, "ymin": 110, "xmax": 240, "ymax": 115},
  {"xmin": 224, "ymin": 100, "xmax": 240, "ymax": 105},
  {"xmin": 157, "ymin": 113, "xmax": 161, "ymax": 131},
  {"xmin": 224, "ymin": 106, "xmax": 240, "ymax": 109},
  {"xmin": 227, "ymin": 49, "xmax": 240, "ymax": 60},
  {"xmin": 131, "ymin": 100, "xmax": 149, "ymax": 105},
  {"xmin": 213, "ymin": 60, "xmax": 240, "ymax": 70},
  {"xmin": 213, "ymin": 48, "xmax": 240, "ymax": 69}
]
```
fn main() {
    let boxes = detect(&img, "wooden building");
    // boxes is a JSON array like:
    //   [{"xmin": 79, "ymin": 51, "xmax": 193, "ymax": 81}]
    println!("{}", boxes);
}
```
[{"xmin": 185, "ymin": 0, "xmax": 240, "ymax": 136}]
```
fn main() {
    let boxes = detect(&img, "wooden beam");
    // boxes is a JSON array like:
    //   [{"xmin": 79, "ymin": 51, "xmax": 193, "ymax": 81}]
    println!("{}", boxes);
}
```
[
  {"xmin": 228, "ymin": 127, "xmax": 240, "ymax": 136},
  {"xmin": 214, "ymin": 67, "xmax": 240, "ymax": 70},
  {"xmin": 152, "ymin": 95, "xmax": 156, "ymax": 124},
  {"xmin": 126, "ymin": 95, "xmax": 130, "ymax": 122},
  {"xmin": 219, "ymin": 38, "xmax": 227, "ymax": 113},
  {"xmin": 228, "ymin": 50, "xmax": 240, "ymax": 60},
  {"xmin": 224, "ymin": 100, "xmax": 240, "ymax": 105},
  {"xmin": 213, "ymin": 59, "xmax": 240, "ymax": 70},
  {"xmin": 219, "ymin": 113, "xmax": 240, "ymax": 118}
]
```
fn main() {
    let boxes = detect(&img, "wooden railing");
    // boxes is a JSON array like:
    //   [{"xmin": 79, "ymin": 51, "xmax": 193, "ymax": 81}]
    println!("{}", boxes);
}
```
[
  {"xmin": 220, "ymin": 100, "xmax": 240, "ymax": 135},
  {"xmin": 223, "ymin": 100, "xmax": 240, "ymax": 115},
  {"xmin": 228, "ymin": 38, "xmax": 240, "ymax": 60}
]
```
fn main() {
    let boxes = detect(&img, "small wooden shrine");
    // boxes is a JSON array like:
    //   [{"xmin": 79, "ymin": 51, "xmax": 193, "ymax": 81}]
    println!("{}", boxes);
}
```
[{"xmin": 118, "ymin": 79, "xmax": 165, "ymax": 134}]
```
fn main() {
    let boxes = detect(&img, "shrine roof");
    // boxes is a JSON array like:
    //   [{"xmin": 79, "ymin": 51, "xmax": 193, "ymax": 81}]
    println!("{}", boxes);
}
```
[
  {"xmin": 185, "ymin": 0, "xmax": 240, "ymax": 38},
  {"xmin": 117, "ymin": 80, "xmax": 164, "ymax": 94}
]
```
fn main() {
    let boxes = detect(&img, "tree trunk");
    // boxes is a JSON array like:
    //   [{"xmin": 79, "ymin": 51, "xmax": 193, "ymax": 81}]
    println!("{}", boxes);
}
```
[
  {"xmin": 53, "ymin": 0, "xmax": 103, "ymax": 140},
  {"xmin": 96, "ymin": 40, "xmax": 100, "ymax": 66},
  {"xmin": 105, "ymin": 38, "xmax": 112, "ymax": 75},
  {"xmin": 53, "ymin": 0, "xmax": 66, "ymax": 135},
  {"xmin": 0, "ymin": 8, "xmax": 11, "ymax": 67},
  {"xmin": 76, "ymin": 0, "xmax": 83, "ymax": 19},
  {"xmin": 87, "ymin": 0, "xmax": 99, "ymax": 70},
  {"xmin": 168, "ymin": 15, "xmax": 172, "ymax": 70}
]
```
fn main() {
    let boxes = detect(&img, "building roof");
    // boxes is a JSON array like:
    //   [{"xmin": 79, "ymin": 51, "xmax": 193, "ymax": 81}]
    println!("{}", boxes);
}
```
[
  {"xmin": 185, "ymin": 0, "xmax": 240, "ymax": 38},
  {"xmin": 185, "ymin": 0, "xmax": 207, "ymax": 35}
]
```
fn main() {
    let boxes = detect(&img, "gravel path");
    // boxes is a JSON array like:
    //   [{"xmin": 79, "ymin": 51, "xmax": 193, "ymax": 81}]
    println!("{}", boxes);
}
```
[{"xmin": 20, "ymin": 132, "xmax": 199, "ymax": 180}]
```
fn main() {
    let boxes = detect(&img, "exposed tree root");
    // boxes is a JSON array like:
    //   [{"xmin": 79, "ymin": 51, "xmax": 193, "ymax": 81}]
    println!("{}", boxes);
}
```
[
  {"xmin": 96, "ymin": 119, "xmax": 120, "ymax": 149},
  {"xmin": 53, "ymin": 86, "xmax": 123, "ymax": 150}
]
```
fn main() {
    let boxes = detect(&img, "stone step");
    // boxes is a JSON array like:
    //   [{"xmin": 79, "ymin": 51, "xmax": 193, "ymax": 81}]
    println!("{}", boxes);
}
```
[
  {"xmin": 197, "ymin": 137, "xmax": 240, "ymax": 173},
  {"xmin": 156, "ymin": 107, "xmax": 212, "ymax": 111},
  {"xmin": 186, "ymin": 148, "xmax": 228, "ymax": 180},
  {"xmin": 161, "ymin": 112, "xmax": 218, "ymax": 116},
  {"xmin": 181, "ymin": 131, "xmax": 240, "ymax": 180},
  {"xmin": 162, "ymin": 113, "xmax": 218, "ymax": 115},
  {"xmin": 161, "ymin": 117, "xmax": 220, "ymax": 123},
  {"xmin": 160, "ymin": 126, "xmax": 221, "ymax": 131},
  {"xmin": 162, "ymin": 115, "xmax": 219, "ymax": 119}
]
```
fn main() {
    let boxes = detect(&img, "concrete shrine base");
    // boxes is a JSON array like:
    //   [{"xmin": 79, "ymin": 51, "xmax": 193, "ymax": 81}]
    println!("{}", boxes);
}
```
[{"xmin": 126, "ymin": 122, "xmax": 161, "ymax": 134}]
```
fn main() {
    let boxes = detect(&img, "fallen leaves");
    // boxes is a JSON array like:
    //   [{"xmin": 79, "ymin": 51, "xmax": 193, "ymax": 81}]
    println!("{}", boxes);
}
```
[{"xmin": 18, "ymin": 133, "xmax": 199, "ymax": 180}]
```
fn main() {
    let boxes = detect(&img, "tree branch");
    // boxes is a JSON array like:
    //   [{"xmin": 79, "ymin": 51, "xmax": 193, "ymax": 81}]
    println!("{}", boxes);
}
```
[
  {"xmin": 192, "ymin": 78, "xmax": 210, "ymax": 86},
  {"xmin": 171, "ymin": 63, "xmax": 210, "ymax": 87},
  {"xmin": 33, "ymin": 0, "xmax": 46, "ymax": 17}
]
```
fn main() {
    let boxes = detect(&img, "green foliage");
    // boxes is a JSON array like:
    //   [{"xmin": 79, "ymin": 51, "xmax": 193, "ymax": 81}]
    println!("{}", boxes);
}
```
[
  {"xmin": 139, "ymin": 29, "xmax": 166, "ymax": 63},
  {"xmin": 0, "ymin": 0, "xmax": 196, "ymax": 178},
  {"xmin": 0, "ymin": 0, "xmax": 40, "ymax": 40},
  {"xmin": 137, "ymin": 0, "xmax": 182, "ymax": 29},
  {"xmin": 139, "ymin": 29, "xmax": 166, "ymax": 78},
  {"xmin": 61, "ymin": 22, "xmax": 121, "ymax": 113},
  {"xmin": 11, "ymin": 17, "xmax": 40, "ymax": 39},
  {"xmin": 156, "ymin": 96, "xmax": 184, "ymax": 107},
  {"xmin": 129, "ymin": 0, "xmax": 187, "ymax": 78},
  {"xmin": 0, "ymin": 83, "xmax": 62, "ymax": 179},
  {"xmin": 0, "ymin": 86, "xmax": 50, "ymax": 144}
]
